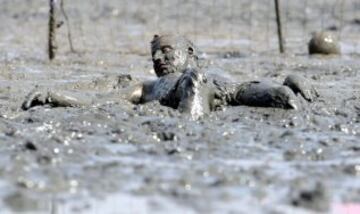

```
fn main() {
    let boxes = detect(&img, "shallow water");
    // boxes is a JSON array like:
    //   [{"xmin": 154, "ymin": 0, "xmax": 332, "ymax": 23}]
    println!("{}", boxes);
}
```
[{"xmin": 0, "ymin": 0, "xmax": 360, "ymax": 213}]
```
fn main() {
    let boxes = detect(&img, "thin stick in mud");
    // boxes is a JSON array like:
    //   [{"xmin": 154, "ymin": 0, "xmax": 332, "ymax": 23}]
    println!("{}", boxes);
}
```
[
  {"xmin": 60, "ymin": 0, "xmax": 75, "ymax": 53},
  {"xmin": 274, "ymin": 0, "xmax": 285, "ymax": 53},
  {"xmin": 48, "ymin": 0, "xmax": 57, "ymax": 60}
]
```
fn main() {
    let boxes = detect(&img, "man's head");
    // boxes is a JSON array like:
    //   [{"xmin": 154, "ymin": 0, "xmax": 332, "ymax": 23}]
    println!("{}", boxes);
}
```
[{"xmin": 151, "ymin": 34, "xmax": 199, "ymax": 77}]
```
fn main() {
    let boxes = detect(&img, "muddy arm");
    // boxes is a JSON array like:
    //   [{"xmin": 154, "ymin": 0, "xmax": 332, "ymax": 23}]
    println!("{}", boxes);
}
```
[
  {"xmin": 21, "ymin": 89, "xmax": 90, "ymax": 110},
  {"xmin": 169, "ymin": 69, "xmax": 211, "ymax": 119},
  {"xmin": 283, "ymin": 74, "xmax": 319, "ymax": 102},
  {"xmin": 128, "ymin": 80, "xmax": 157, "ymax": 104},
  {"xmin": 46, "ymin": 91, "xmax": 89, "ymax": 107},
  {"xmin": 21, "ymin": 88, "xmax": 48, "ymax": 110},
  {"xmin": 233, "ymin": 81, "xmax": 298, "ymax": 109}
]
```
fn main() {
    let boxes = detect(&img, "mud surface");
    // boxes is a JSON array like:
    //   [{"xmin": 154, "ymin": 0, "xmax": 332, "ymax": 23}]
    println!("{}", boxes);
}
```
[{"xmin": 0, "ymin": 0, "xmax": 360, "ymax": 213}]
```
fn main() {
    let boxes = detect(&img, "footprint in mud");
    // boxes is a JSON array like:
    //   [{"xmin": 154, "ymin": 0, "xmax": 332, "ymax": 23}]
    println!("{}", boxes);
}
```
[
  {"xmin": 141, "ymin": 119, "xmax": 177, "ymax": 141},
  {"xmin": 4, "ymin": 191, "xmax": 50, "ymax": 213},
  {"xmin": 290, "ymin": 181, "xmax": 329, "ymax": 212}
]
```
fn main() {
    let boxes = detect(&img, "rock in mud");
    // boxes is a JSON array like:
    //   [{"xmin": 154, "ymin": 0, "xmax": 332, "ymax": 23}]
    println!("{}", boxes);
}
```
[{"xmin": 308, "ymin": 31, "xmax": 341, "ymax": 55}]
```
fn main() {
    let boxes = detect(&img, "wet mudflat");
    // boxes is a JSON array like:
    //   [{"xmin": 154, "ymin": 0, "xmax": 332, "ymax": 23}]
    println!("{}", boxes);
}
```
[{"xmin": 0, "ymin": 0, "xmax": 360, "ymax": 213}]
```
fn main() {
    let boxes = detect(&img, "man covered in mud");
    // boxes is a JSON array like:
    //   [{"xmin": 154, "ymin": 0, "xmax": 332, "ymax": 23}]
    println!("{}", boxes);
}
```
[
  {"xmin": 128, "ymin": 34, "xmax": 318, "ymax": 119},
  {"xmin": 22, "ymin": 34, "xmax": 318, "ymax": 119}
]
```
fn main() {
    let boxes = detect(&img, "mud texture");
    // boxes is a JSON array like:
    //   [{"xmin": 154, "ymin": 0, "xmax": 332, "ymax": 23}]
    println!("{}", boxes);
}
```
[{"xmin": 0, "ymin": 0, "xmax": 360, "ymax": 213}]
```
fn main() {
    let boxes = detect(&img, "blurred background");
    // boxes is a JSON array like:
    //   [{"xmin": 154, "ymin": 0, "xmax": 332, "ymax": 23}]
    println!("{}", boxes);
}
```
[{"xmin": 0, "ymin": 0, "xmax": 359, "ymax": 57}]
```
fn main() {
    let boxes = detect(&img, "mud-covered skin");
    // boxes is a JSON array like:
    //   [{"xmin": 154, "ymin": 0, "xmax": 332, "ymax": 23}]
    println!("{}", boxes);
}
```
[
  {"xmin": 132, "ymin": 35, "xmax": 318, "ymax": 118},
  {"xmin": 160, "ymin": 68, "xmax": 212, "ymax": 119},
  {"xmin": 233, "ymin": 81, "xmax": 299, "ymax": 109},
  {"xmin": 21, "ymin": 89, "xmax": 89, "ymax": 110},
  {"xmin": 151, "ymin": 35, "xmax": 199, "ymax": 77},
  {"xmin": 130, "ymin": 68, "xmax": 211, "ymax": 120},
  {"xmin": 132, "ymin": 35, "xmax": 211, "ymax": 119},
  {"xmin": 21, "ymin": 74, "xmax": 133, "ymax": 110},
  {"xmin": 139, "ymin": 73, "xmax": 181, "ymax": 104},
  {"xmin": 21, "ymin": 35, "xmax": 317, "ymax": 120},
  {"xmin": 308, "ymin": 31, "xmax": 341, "ymax": 55},
  {"xmin": 283, "ymin": 74, "xmax": 319, "ymax": 102},
  {"xmin": 212, "ymin": 74, "xmax": 317, "ymax": 110}
]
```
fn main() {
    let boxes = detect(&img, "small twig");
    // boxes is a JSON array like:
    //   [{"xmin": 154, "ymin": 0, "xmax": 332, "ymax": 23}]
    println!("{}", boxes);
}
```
[
  {"xmin": 320, "ymin": 0, "xmax": 326, "ymax": 30},
  {"xmin": 249, "ymin": 0, "xmax": 253, "ymax": 54},
  {"xmin": 274, "ymin": 0, "xmax": 285, "ymax": 53},
  {"xmin": 60, "ymin": 0, "xmax": 75, "ymax": 52},
  {"xmin": 266, "ymin": 0, "xmax": 271, "ymax": 50},
  {"xmin": 302, "ymin": 0, "xmax": 308, "ymax": 40},
  {"xmin": 339, "ymin": 0, "xmax": 345, "ymax": 41},
  {"xmin": 48, "ymin": 0, "xmax": 57, "ymax": 60}
]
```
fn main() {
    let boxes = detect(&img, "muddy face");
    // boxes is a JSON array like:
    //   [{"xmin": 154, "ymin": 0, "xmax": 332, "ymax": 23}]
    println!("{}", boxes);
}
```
[
  {"xmin": 151, "ymin": 35, "xmax": 196, "ymax": 77},
  {"xmin": 308, "ymin": 31, "xmax": 341, "ymax": 55}
]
